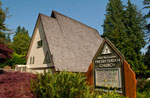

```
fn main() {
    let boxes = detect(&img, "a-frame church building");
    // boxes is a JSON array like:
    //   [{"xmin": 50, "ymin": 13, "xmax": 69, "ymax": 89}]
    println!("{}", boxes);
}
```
[
  {"xmin": 25, "ymin": 10, "xmax": 103, "ymax": 73},
  {"xmin": 15, "ymin": 10, "xmax": 136, "ymax": 98}
]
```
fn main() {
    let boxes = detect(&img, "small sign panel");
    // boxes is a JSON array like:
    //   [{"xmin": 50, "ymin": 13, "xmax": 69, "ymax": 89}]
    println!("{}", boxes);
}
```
[
  {"xmin": 101, "ymin": 44, "xmax": 111, "ymax": 54},
  {"xmin": 95, "ymin": 68, "xmax": 121, "ymax": 88},
  {"xmin": 93, "ymin": 39, "xmax": 124, "ymax": 93}
]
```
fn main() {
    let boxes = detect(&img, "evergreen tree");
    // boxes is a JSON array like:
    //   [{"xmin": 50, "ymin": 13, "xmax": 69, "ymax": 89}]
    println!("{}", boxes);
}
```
[
  {"xmin": 12, "ymin": 33, "xmax": 30, "ymax": 56},
  {"xmin": 124, "ymin": 0, "xmax": 146, "ymax": 70},
  {"xmin": 143, "ymin": 0, "xmax": 150, "ymax": 69},
  {"xmin": 15, "ymin": 26, "xmax": 21, "ymax": 36},
  {"xmin": 103, "ymin": 0, "xmax": 127, "ymax": 53},
  {"xmin": 0, "ymin": 1, "xmax": 13, "ymax": 64},
  {"xmin": 0, "ymin": 32, "xmax": 5, "ymax": 44},
  {"xmin": 0, "ymin": 1, "xmax": 7, "ymax": 44},
  {"xmin": 103, "ymin": 0, "xmax": 146, "ymax": 71},
  {"xmin": 12, "ymin": 27, "xmax": 30, "ymax": 55},
  {"xmin": 22, "ymin": 27, "xmax": 28, "ymax": 34},
  {"xmin": 5, "ymin": 34, "xmax": 11, "ymax": 43},
  {"xmin": 15, "ymin": 26, "xmax": 28, "ymax": 36},
  {"xmin": 143, "ymin": 0, "xmax": 150, "ymax": 35},
  {"xmin": 144, "ymin": 45, "xmax": 150, "ymax": 69}
]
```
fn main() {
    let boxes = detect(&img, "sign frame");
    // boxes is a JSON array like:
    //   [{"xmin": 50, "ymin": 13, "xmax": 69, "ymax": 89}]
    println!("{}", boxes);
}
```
[{"xmin": 92, "ymin": 38, "xmax": 125, "ymax": 95}]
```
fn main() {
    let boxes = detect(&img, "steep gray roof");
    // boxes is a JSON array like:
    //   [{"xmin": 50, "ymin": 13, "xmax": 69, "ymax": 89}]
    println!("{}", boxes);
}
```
[{"xmin": 40, "ymin": 11, "xmax": 103, "ymax": 72}]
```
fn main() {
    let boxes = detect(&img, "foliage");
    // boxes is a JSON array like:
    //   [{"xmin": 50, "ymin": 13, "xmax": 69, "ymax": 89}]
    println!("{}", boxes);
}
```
[
  {"xmin": 0, "ymin": 53, "xmax": 26, "ymax": 68},
  {"xmin": 94, "ymin": 89, "xmax": 125, "ymax": 98},
  {"xmin": 0, "ymin": 71, "xmax": 36, "ymax": 98},
  {"xmin": 143, "ymin": 0, "xmax": 150, "ymax": 36},
  {"xmin": 31, "ymin": 71, "xmax": 93, "ymax": 98},
  {"xmin": 143, "ymin": 0, "xmax": 150, "ymax": 70},
  {"xmin": 0, "ymin": 31, "xmax": 5, "ymax": 44},
  {"xmin": 0, "ymin": 0, "xmax": 13, "ymax": 68},
  {"xmin": 137, "ymin": 79, "xmax": 150, "ymax": 92},
  {"xmin": 136, "ymin": 91, "xmax": 150, "ymax": 98},
  {"xmin": 1, "ymin": 26, "xmax": 29, "ymax": 68},
  {"xmin": 124, "ymin": 0, "xmax": 146, "ymax": 71},
  {"xmin": 143, "ymin": 45, "xmax": 150, "ymax": 69},
  {"xmin": 103, "ymin": 0, "xmax": 126, "ymax": 42},
  {"xmin": 10, "ymin": 53, "xmax": 26, "ymax": 65},
  {"xmin": 12, "ymin": 30, "xmax": 30, "ymax": 55},
  {"xmin": 136, "ymin": 79, "xmax": 150, "ymax": 98},
  {"xmin": 136, "ymin": 70, "xmax": 150, "ymax": 78},
  {"xmin": 31, "ymin": 71, "xmax": 125, "ymax": 98},
  {"xmin": 15, "ymin": 26, "xmax": 28, "ymax": 36},
  {"xmin": 0, "ymin": 43, "xmax": 13, "ymax": 64},
  {"xmin": 103, "ymin": 0, "xmax": 146, "ymax": 71},
  {"xmin": 0, "ymin": 1, "xmax": 9, "ymax": 44}
]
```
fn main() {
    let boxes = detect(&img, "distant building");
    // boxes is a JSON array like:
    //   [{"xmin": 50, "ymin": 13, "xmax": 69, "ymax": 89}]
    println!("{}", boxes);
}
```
[{"xmin": 25, "ymin": 10, "xmax": 103, "ymax": 73}]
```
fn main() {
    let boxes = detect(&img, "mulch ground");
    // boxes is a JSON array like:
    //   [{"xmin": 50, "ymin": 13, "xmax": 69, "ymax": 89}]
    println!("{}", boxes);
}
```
[{"xmin": 0, "ymin": 71, "xmax": 36, "ymax": 98}]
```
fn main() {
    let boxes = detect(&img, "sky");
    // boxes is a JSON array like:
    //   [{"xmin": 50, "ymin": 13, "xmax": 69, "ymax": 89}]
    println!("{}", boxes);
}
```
[
  {"xmin": 2, "ymin": 0, "xmax": 148, "ymax": 52},
  {"xmin": 2, "ymin": 0, "xmax": 145, "ymax": 36}
]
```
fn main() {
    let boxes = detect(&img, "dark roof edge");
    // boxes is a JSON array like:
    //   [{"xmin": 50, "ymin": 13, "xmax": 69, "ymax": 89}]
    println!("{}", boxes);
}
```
[
  {"xmin": 39, "ymin": 13, "xmax": 56, "ymax": 68},
  {"xmin": 26, "ymin": 14, "xmax": 41, "ymax": 59}
]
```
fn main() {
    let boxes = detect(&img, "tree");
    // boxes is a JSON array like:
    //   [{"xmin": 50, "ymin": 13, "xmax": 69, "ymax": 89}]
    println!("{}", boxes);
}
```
[
  {"xmin": 143, "ymin": 0, "xmax": 150, "ymax": 69},
  {"xmin": 103, "ymin": 0, "xmax": 146, "ymax": 71},
  {"xmin": 15, "ymin": 26, "xmax": 28, "ymax": 36},
  {"xmin": 16, "ymin": 26, "xmax": 21, "ymax": 34},
  {"xmin": 0, "ymin": 52, "xmax": 26, "ymax": 68},
  {"xmin": 123, "ymin": 0, "xmax": 146, "ymax": 71},
  {"xmin": 0, "ymin": 43, "xmax": 13, "ymax": 63},
  {"xmin": 0, "ymin": 1, "xmax": 8, "ymax": 44},
  {"xmin": 143, "ymin": 45, "xmax": 150, "ymax": 69},
  {"xmin": 12, "ymin": 31, "xmax": 30, "ymax": 55},
  {"xmin": 0, "ymin": 32, "xmax": 5, "ymax": 44},
  {"xmin": 0, "ymin": 1, "xmax": 13, "ymax": 64},
  {"xmin": 103, "ymin": 0, "xmax": 127, "ymax": 52},
  {"xmin": 143, "ymin": 0, "xmax": 150, "ymax": 36}
]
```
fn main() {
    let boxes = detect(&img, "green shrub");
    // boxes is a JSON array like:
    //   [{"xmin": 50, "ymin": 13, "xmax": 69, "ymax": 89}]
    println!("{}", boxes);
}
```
[
  {"xmin": 31, "ymin": 71, "xmax": 93, "ymax": 98},
  {"xmin": 136, "ymin": 70, "xmax": 150, "ymax": 78},
  {"xmin": 94, "ymin": 89, "xmax": 125, "ymax": 98},
  {"xmin": 136, "ymin": 79, "xmax": 150, "ymax": 98},
  {"xmin": 31, "ymin": 71, "xmax": 125, "ymax": 98},
  {"xmin": 137, "ymin": 79, "xmax": 150, "ymax": 92},
  {"xmin": 137, "ymin": 90, "xmax": 150, "ymax": 98},
  {"xmin": 0, "ymin": 53, "xmax": 26, "ymax": 68}
]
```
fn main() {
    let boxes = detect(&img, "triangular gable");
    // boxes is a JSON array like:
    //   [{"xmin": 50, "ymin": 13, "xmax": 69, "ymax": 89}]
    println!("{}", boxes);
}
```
[
  {"xmin": 26, "ymin": 14, "xmax": 52, "ymax": 63},
  {"xmin": 101, "ymin": 44, "xmax": 112, "ymax": 54},
  {"xmin": 93, "ymin": 38, "xmax": 124, "ymax": 62},
  {"xmin": 26, "ymin": 15, "xmax": 41, "ymax": 60}
]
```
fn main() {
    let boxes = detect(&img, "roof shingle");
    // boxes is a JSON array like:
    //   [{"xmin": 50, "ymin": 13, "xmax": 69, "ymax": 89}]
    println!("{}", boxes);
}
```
[{"xmin": 40, "ymin": 11, "xmax": 103, "ymax": 72}]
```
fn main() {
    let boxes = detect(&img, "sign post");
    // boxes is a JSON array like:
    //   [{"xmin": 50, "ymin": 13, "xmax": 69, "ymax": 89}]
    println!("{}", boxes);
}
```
[{"xmin": 93, "ymin": 38, "xmax": 125, "ymax": 95}]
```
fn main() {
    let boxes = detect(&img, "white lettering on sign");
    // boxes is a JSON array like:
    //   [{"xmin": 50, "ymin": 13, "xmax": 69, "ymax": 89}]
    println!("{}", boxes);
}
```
[
  {"xmin": 98, "ymin": 55, "xmax": 117, "ymax": 59},
  {"xmin": 98, "ymin": 63, "xmax": 115, "ymax": 67},
  {"xmin": 95, "ymin": 58, "xmax": 121, "ymax": 68},
  {"xmin": 95, "ymin": 58, "xmax": 120, "ymax": 63}
]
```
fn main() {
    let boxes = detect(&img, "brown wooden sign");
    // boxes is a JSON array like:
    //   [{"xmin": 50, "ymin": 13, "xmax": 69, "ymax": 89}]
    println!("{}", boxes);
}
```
[{"xmin": 93, "ymin": 38, "xmax": 125, "ymax": 94}]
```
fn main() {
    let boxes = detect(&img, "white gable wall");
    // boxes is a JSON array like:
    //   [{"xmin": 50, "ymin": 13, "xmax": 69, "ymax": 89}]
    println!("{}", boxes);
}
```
[{"xmin": 26, "ymin": 20, "xmax": 53, "ymax": 73}]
